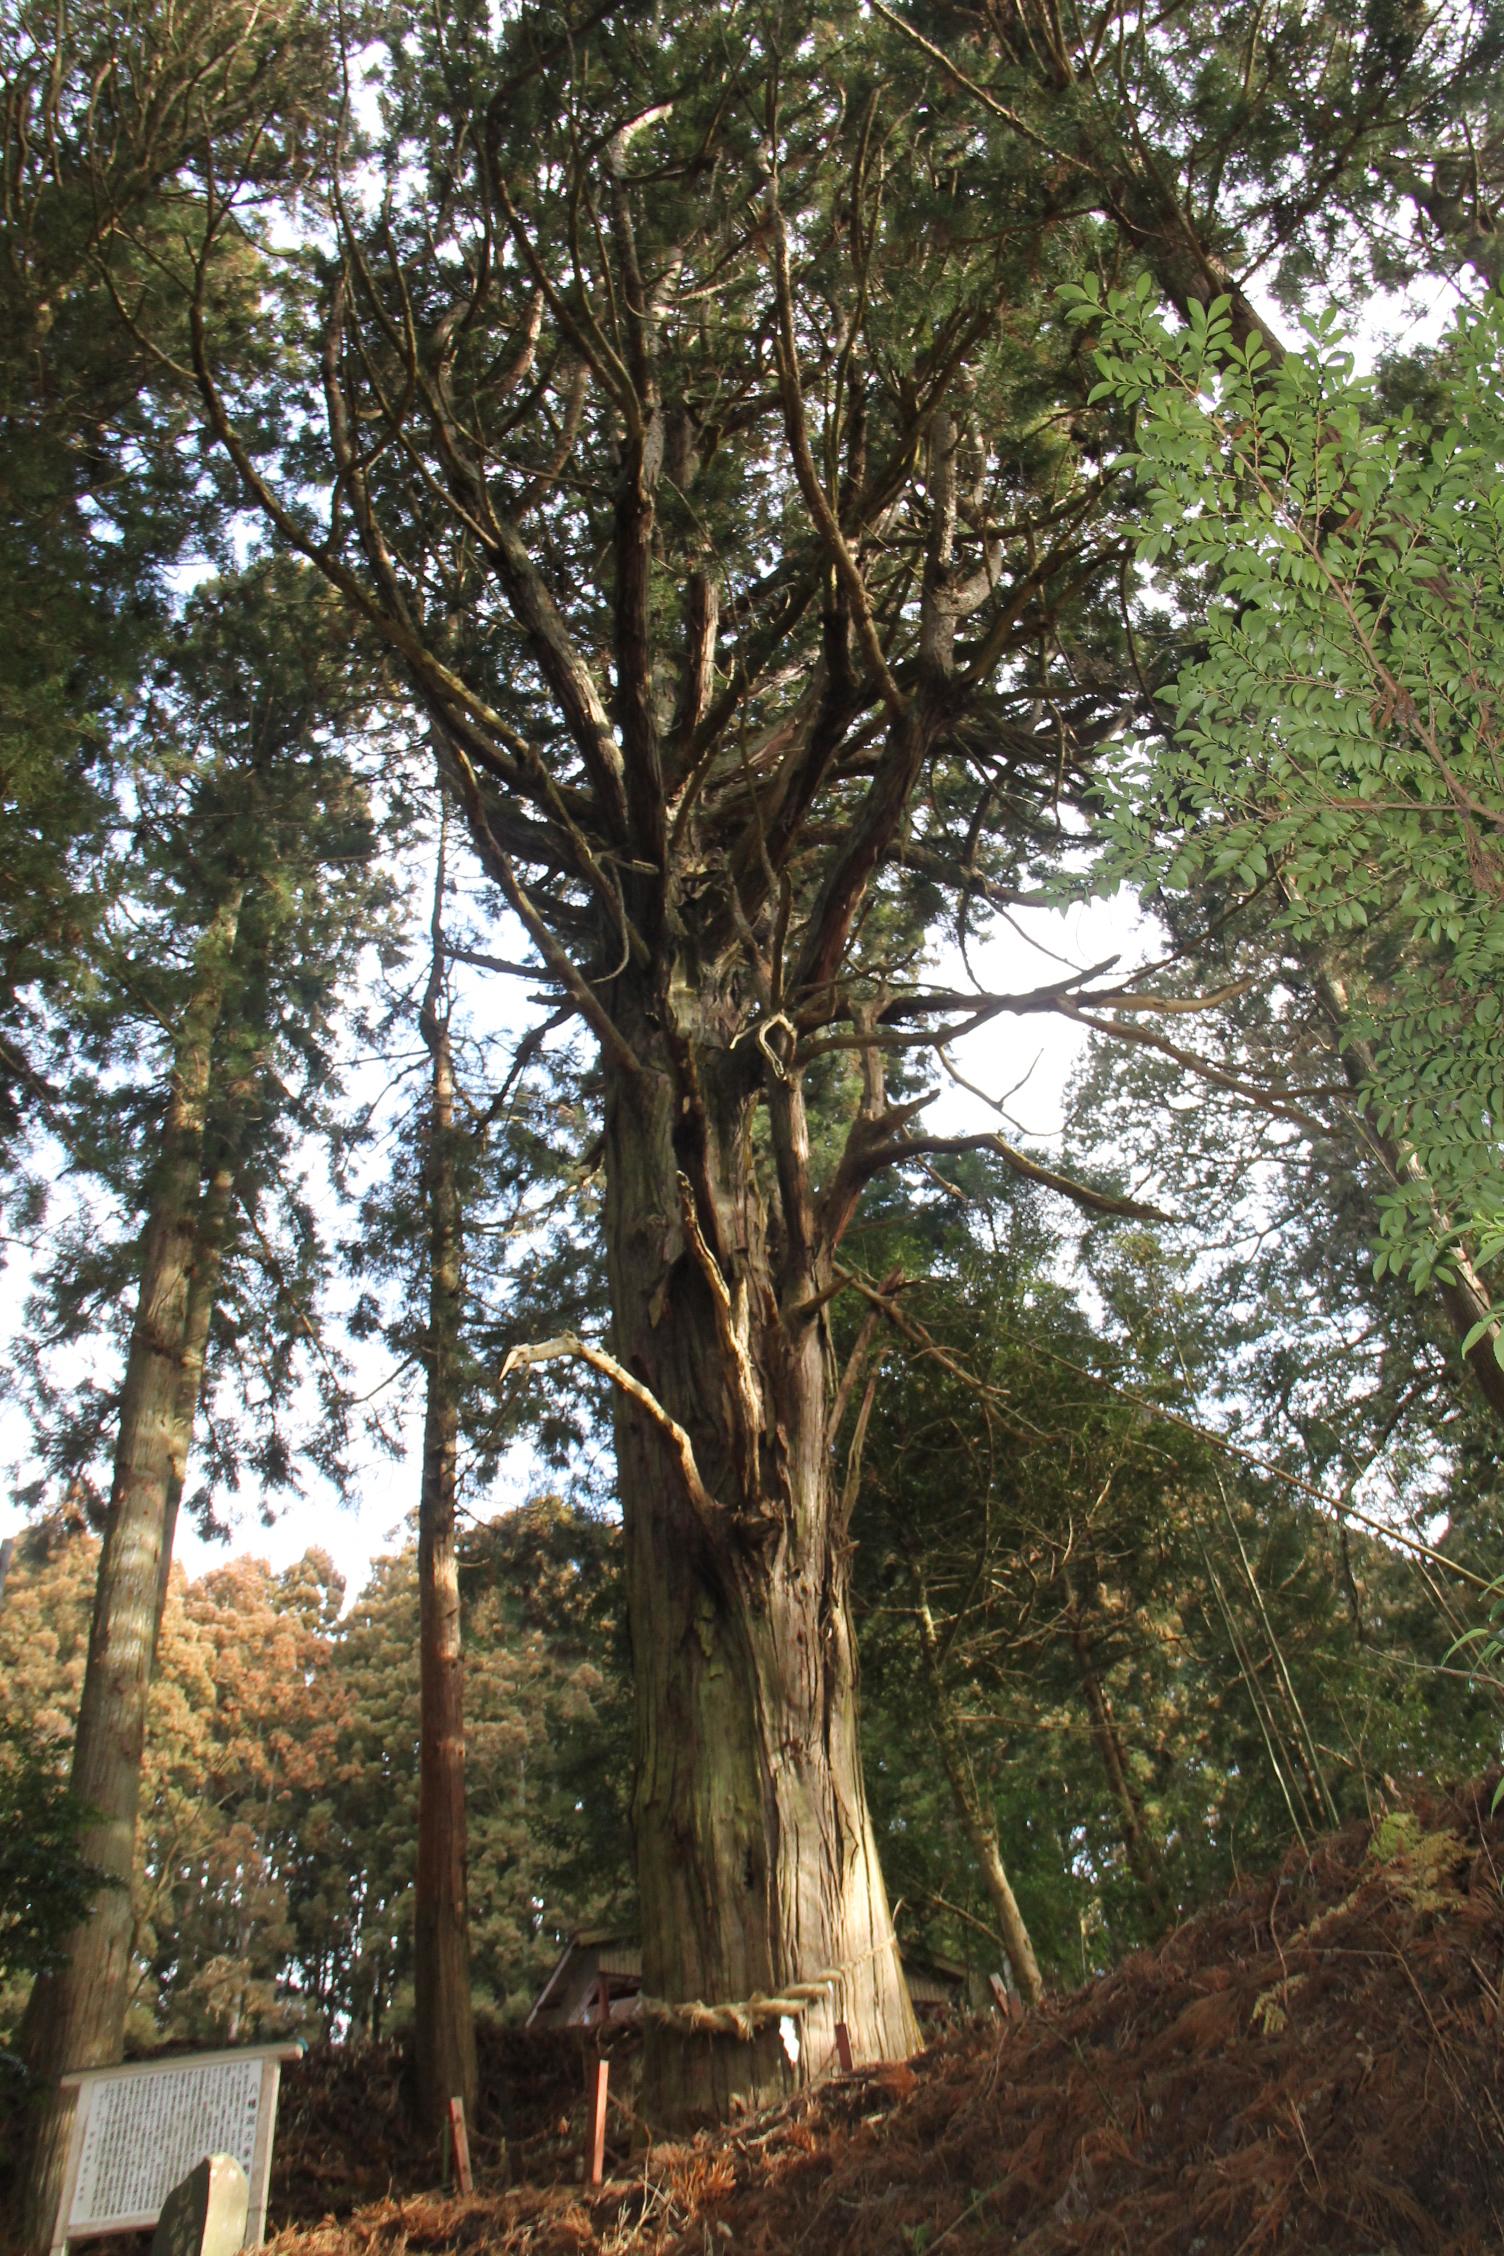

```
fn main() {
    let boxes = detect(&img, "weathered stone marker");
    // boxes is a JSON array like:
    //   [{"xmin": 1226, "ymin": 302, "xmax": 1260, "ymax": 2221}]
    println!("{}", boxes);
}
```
[{"xmin": 149, "ymin": 2155, "xmax": 249, "ymax": 2256}]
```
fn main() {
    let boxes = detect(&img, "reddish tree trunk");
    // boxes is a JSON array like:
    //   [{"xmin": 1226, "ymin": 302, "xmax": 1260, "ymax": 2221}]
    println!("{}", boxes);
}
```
[{"xmin": 413, "ymin": 907, "xmax": 477, "ymax": 2137}]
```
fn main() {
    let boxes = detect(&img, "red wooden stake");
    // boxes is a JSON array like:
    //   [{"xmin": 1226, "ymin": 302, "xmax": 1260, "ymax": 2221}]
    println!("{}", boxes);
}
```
[
  {"xmin": 586, "ymin": 2057, "xmax": 610, "ymax": 2187},
  {"xmin": 448, "ymin": 2096, "xmax": 474, "ymax": 2195},
  {"xmin": 989, "ymin": 1974, "xmax": 1014, "ymax": 2020},
  {"xmin": 833, "ymin": 2020, "xmax": 854, "ymax": 2074}
]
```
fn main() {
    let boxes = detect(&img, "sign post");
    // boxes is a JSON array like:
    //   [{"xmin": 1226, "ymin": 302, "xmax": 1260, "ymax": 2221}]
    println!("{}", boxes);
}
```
[
  {"xmin": 446, "ymin": 2097, "xmax": 474, "ymax": 2196},
  {"xmin": 49, "ymin": 2042, "xmax": 302, "ymax": 2254},
  {"xmin": 585, "ymin": 2058, "xmax": 609, "ymax": 2188}
]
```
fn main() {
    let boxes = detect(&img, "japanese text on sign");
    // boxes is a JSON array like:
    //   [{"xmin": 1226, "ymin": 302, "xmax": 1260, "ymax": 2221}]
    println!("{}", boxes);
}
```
[{"xmin": 69, "ymin": 2059, "xmax": 263, "ymax": 2227}]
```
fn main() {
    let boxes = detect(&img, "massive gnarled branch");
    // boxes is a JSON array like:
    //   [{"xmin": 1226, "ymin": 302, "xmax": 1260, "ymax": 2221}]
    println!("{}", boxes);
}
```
[
  {"xmin": 892, "ymin": 1131, "xmax": 1168, "ymax": 1220},
  {"xmin": 465, "ymin": 504, "xmax": 632, "ymax": 844},
  {"xmin": 792, "ymin": 704, "xmax": 937, "ymax": 998},
  {"xmin": 796, "ymin": 962, "xmax": 1125, "ymax": 1060}
]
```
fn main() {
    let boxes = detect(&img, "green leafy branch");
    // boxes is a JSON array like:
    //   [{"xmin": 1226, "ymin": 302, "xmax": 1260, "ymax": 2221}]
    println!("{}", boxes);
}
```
[{"xmin": 1060, "ymin": 275, "xmax": 1504, "ymax": 1345}]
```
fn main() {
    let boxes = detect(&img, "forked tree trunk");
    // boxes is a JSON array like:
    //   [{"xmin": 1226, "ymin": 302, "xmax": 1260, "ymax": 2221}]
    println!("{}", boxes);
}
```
[
  {"xmin": 17, "ymin": 886, "xmax": 245, "ymax": 2255},
  {"xmin": 412, "ymin": 883, "xmax": 477, "ymax": 2137},
  {"xmin": 600, "ymin": 1006, "xmax": 918, "ymax": 2123}
]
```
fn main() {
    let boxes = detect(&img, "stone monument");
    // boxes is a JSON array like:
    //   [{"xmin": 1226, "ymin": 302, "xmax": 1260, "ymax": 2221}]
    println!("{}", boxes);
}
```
[{"xmin": 149, "ymin": 2155, "xmax": 250, "ymax": 2256}]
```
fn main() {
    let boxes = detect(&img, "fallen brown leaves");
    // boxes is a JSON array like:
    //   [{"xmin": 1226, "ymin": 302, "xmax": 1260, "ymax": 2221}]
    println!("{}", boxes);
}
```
[
  {"xmin": 265, "ymin": 1781, "xmax": 1504, "ymax": 2255},
  {"xmin": 15, "ymin": 1781, "xmax": 1504, "ymax": 2256}
]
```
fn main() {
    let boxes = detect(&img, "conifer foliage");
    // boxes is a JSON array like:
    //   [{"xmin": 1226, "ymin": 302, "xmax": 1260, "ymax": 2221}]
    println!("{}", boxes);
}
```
[
  {"xmin": 2, "ymin": 0, "xmax": 1504, "ymax": 2192},
  {"xmin": 9, "ymin": 564, "xmax": 390, "ymax": 2245},
  {"xmin": 168, "ymin": 0, "xmax": 1504, "ymax": 2119}
]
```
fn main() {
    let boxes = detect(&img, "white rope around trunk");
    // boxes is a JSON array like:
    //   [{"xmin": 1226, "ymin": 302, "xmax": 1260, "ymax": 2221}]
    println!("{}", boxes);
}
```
[{"xmin": 638, "ymin": 1935, "xmax": 900, "ymax": 2041}]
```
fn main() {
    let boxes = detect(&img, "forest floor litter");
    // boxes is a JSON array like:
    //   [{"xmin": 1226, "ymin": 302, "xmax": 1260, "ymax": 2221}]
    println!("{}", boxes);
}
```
[{"xmin": 11, "ymin": 1779, "xmax": 1504, "ymax": 2255}]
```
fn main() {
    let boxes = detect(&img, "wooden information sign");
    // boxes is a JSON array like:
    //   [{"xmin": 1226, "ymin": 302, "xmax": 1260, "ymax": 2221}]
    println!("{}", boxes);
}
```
[{"xmin": 49, "ymin": 2041, "xmax": 302, "ymax": 2254}]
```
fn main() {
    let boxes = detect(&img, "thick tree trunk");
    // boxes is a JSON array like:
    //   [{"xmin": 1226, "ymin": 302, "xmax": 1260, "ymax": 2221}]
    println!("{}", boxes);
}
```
[
  {"xmin": 16, "ymin": 886, "xmax": 245, "ymax": 2255},
  {"xmin": 907, "ymin": 1567, "xmax": 1045, "ymax": 2007},
  {"xmin": 412, "ymin": 910, "xmax": 477, "ymax": 2139},
  {"xmin": 601, "ymin": 1012, "xmax": 917, "ymax": 2124}
]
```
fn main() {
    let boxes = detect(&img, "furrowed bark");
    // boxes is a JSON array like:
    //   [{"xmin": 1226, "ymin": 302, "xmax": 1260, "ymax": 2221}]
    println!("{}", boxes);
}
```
[
  {"xmin": 17, "ymin": 883, "xmax": 245, "ymax": 2255},
  {"xmin": 601, "ymin": 984, "xmax": 918, "ymax": 2121}
]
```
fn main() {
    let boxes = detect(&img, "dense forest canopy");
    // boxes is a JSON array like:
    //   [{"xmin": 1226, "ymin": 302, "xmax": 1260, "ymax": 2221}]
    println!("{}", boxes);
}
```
[
  {"xmin": 2, "ymin": 0, "xmax": 1504, "ymax": 2235},
  {"xmin": 2, "ymin": 1403, "xmax": 1494, "ymax": 2048}
]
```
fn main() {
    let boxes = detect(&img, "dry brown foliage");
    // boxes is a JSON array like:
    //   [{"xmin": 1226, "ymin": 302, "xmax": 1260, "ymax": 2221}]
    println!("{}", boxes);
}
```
[{"xmin": 12, "ymin": 1782, "xmax": 1504, "ymax": 2255}]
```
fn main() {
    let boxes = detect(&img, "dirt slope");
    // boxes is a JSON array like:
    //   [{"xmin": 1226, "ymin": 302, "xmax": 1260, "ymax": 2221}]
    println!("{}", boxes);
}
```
[
  {"xmin": 8, "ymin": 1782, "xmax": 1500, "ymax": 2254},
  {"xmin": 262, "ymin": 1780, "xmax": 1504, "ymax": 2256}
]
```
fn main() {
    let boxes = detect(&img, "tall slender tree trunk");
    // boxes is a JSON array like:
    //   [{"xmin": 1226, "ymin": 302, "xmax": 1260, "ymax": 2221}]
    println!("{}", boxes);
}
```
[
  {"xmin": 595, "ymin": 995, "xmax": 918, "ymax": 2124},
  {"xmin": 412, "ymin": 841, "xmax": 477, "ymax": 2139},
  {"xmin": 905, "ymin": 1559, "xmax": 1044, "ymax": 2007},
  {"xmin": 1062, "ymin": 1575, "xmax": 1165, "ymax": 1918},
  {"xmin": 16, "ymin": 884, "xmax": 246, "ymax": 2254}
]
